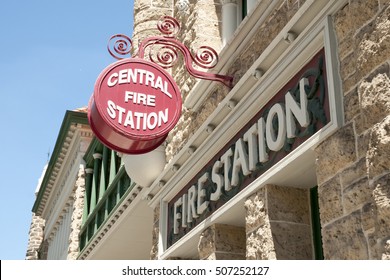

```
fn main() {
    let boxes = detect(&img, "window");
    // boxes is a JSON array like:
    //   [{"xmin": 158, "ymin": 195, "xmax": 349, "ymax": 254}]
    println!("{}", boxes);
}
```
[
  {"xmin": 241, "ymin": 0, "xmax": 248, "ymax": 21},
  {"xmin": 310, "ymin": 186, "xmax": 324, "ymax": 259}
]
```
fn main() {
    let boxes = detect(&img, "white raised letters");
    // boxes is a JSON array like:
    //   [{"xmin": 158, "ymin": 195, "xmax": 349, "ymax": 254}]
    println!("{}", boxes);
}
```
[{"xmin": 171, "ymin": 77, "xmax": 312, "ymax": 235}]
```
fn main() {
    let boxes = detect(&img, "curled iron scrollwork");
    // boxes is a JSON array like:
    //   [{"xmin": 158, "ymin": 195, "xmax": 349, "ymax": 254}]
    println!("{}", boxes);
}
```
[
  {"xmin": 107, "ymin": 34, "xmax": 133, "ymax": 60},
  {"xmin": 150, "ymin": 43, "xmax": 179, "ymax": 68},
  {"xmin": 157, "ymin": 16, "xmax": 181, "ymax": 38},
  {"xmin": 107, "ymin": 16, "xmax": 233, "ymax": 87},
  {"xmin": 194, "ymin": 46, "xmax": 219, "ymax": 69}
]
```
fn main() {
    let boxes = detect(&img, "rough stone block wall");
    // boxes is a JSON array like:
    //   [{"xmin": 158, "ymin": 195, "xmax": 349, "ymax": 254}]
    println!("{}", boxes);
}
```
[
  {"xmin": 166, "ymin": 0, "xmax": 306, "ymax": 162},
  {"xmin": 198, "ymin": 223, "xmax": 246, "ymax": 260},
  {"xmin": 150, "ymin": 204, "xmax": 160, "ymax": 260},
  {"xmin": 229, "ymin": 0, "xmax": 306, "ymax": 83},
  {"xmin": 132, "ymin": 0, "xmax": 173, "ymax": 54},
  {"xmin": 173, "ymin": 0, "xmax": 222, "ymax": 100},
  {"xmin": 67, "ymin": 165, "xmax": 86, "ymax": 259},
  {"xmin": 245, "ymin": 185, "xmax": 313, "ymax": 260},
  {"xmin": 315, "ymin": 0, "xmax": 390, "ymax": 259},
  {"xmin": 166, "ymin": 0, "xmax": 224, "ymax": 162},
  {"xmin": 25, "ymin": 213, "xmax": 45, "ymax": 260}
]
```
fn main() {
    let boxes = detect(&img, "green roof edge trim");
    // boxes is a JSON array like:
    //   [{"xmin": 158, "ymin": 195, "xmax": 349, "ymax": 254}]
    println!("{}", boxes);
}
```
[{"xmin": 32, "ymin": 110, "xmax": 89, "ymax": 214}]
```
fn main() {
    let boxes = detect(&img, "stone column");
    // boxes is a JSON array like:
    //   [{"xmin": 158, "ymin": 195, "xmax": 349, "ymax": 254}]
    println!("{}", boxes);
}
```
[
  {"xmin": 25, "ymin": 213, "xmax": 45, "ymax": 260},
  {"xmin": 245, "ymin": 185, "xmax": 313, "ymax": 260},
  {"xmin": 132, "ymin": 0, "xmax": 173, "ymax": 54},
  {"xmin": 150, "ymin": 204, "xmax": 160, "ymax": 260},
  {"xmin": 166, "ymin": 0, "xmax": 224, "ymax": 162},
  {"xmin": 198, "ymin": 223, "xmax": 246, "ymax": 260},
  {"xmin": 221, "ymin": 0, "xmax": 238, "ymax": 46},
  {"xmin": 68, "ymin": 164, "xmax": 86, "ymax": 259}
]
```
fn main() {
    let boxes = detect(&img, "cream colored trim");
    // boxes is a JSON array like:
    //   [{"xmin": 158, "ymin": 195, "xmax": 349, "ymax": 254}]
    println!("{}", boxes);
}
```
[
  {"xmin": 43, "ymin": 129, "xmax": 90, "ymax": 239},
  {"xmin": 78, "ymin": 184, "xmax": 144, "ymax": 260}
]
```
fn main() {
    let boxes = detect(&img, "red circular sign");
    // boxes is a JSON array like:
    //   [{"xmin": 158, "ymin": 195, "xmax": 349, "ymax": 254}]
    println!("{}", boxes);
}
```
[{"xmin": 88, "ymin": 58, "xmax": 182, "ymax": 154}]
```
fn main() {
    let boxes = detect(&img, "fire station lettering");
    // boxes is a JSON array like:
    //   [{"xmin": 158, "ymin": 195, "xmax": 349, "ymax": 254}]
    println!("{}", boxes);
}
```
[
  {"xmin": 173, "ymin": 77, "xmax": 310, "ymax": 235},
  {"xmin": 168, "ymin": 51, "xmax": 329, "ymax": 247},
  {"xmin": 104, "ymin": 69, "xmax": 173, "ymax": 132},
  {"xmin": 107, "ymin": 100, "xmax": 169, "ymax": 131},
  {"xmin": 107, "ymin": 68, "xmax": 172, "ymax": 98}
]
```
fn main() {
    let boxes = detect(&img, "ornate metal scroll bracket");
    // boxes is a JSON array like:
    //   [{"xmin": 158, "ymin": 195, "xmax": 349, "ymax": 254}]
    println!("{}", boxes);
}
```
[{"xmin": 107, "ymin": 16, "xmax": 233, "ymax": 88}]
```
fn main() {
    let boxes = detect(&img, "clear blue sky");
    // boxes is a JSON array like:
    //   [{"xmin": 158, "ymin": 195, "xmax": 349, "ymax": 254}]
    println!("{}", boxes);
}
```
[{"xmin": 0, "ymin": 0, "xmax": 134, "ymax": 260}]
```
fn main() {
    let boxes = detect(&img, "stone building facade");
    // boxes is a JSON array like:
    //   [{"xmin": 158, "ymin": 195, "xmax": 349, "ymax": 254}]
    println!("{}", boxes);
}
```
[
  {"xmin": 138, "ymin": 0, "xmax": 390, "ymax": 260},
  {"xmin": 27, "ymin": 0, "xmax": 390, "ymax": 260},
  {"xmin": 315, "ymin": 0, "xmax": 390, "ymax": 259}
]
